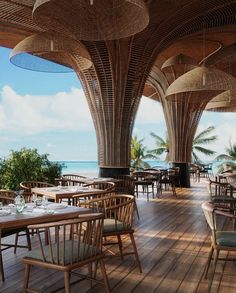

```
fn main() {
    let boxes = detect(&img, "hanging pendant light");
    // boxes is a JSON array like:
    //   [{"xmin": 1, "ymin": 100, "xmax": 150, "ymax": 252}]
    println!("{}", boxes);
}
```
[
  {"xmin": 10, "ymin": 31, "xmax": 92, "ymax": 72},
  {"xmin": 32, "ymin": 0, "xmax": 149, "ymax": 41},
  {"xmin": 161, "ymin": 54, "xmax": 198, "ymax": 85},
  {"xmin": 165, "ymin": 66, "xmax": 236, "ymax": 102},
  {"xmin": 205, "ymin": 90, "xmax": 236, "ymax": 112}
]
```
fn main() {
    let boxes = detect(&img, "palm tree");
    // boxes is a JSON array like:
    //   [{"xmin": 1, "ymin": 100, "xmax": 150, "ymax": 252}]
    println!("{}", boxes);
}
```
[
  {"xmin": 192, "ymin": 126, "xmax": 217, "ymax": 163},
  {"xmin": 149, "ymin": 126, "xmax": 217, "ymax": 163},
  {"xmin": 131, "ymin": 136, "xmax": 156, "ymax": 170},
  {"xmin": 215, "ymin": 140, "xmax": 236, "ymax": 172},
  {"xmin": 148, "ymin": 132, "xmax": 169, "ymax": 162}
]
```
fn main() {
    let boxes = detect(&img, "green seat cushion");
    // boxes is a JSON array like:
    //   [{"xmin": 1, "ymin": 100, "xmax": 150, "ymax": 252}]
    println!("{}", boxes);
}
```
[
  {"xmin": 212, "ymin": 197, "xmax": 236, "ymax": 203},
  {"xmin": 25, "ymin": 240, "xmax": 100, "ymax": 265},
  {"xmin": 216, "ymin": 231, "xmax": 236, "ymax": 247},
  {"xmin": 103, "ymin": 219, "xmax": 130, "ymax": 233}
]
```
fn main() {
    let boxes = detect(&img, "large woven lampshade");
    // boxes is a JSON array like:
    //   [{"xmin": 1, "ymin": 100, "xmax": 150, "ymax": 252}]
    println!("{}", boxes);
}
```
[
  {"xmin": 161, "ymin": 54, "xmax": 198, "ymax": 71},
  {"xmin": 205, "ymin": 90, "xmax": 236, "ymax": 112},
  {"xmin": 166, "ymin": 66, "xmax": 236, "ymax": 101},
  {"xmin": 32, "ymin": 0, "xmax": 149, "ymax": 41},
  {"xmin": 10, "ymin": 31, "xmax": 92, "ymax": 72},
  {"xmin": 161, "ymin": 54, "xmax": 198, "ymax": 85}
]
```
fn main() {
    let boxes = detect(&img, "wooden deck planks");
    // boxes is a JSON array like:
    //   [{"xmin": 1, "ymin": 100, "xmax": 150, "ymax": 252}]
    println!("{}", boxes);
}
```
[{"xmin": 1, "ymin": 179, "xmax": 236, "ymax": 292}]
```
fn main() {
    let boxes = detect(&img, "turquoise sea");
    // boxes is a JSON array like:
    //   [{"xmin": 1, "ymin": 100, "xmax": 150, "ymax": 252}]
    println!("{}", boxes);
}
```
[{"xmin": 58, "ymin": 160, "xmax": 221, "ymax": 176}]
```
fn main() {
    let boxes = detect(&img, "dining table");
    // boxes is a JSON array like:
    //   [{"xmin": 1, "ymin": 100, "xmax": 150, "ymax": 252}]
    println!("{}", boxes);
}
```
[
  {"xmin": 31, "ymin": 185, "xmax": 103, "ymax": 203},
  {"xmin": 0, "ymin": 203, "xmax": 92, "ymax": 230}
]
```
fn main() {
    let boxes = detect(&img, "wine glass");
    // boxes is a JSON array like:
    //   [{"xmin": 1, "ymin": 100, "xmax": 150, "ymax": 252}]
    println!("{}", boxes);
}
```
[{"xmin": 31, "ymin": 193, "xmax": 37, "ymax": 207}]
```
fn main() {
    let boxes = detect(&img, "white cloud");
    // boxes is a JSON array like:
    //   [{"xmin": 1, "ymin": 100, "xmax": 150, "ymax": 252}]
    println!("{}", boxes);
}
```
[
  {"xmin": 0, "ymin": 85, "xmax": 94, "ymax": 135},
  {"xmin": 135, "ymin": 96, "xmax": 165, "ymax": 124}
]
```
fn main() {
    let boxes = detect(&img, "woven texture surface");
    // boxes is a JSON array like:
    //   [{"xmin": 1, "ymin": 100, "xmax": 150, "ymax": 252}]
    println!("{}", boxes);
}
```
[{"xmin": 33, "ymin": 0, "xmax": 149, "ymax": 41}]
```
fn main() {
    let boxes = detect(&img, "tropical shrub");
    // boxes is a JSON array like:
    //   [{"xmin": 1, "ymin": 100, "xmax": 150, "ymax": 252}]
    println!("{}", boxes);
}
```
[{"xmin": 0, "ymin": 148, "xmax": 63, "ymax": 190}]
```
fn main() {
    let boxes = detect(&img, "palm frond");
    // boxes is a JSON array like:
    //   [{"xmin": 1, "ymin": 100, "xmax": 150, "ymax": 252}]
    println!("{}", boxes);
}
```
[
  {"xmin": 193, "ymin": 146, "xmax": 216, "ymax": 156},
  {"xmin": 194, "ymin": 126, "xmax": 216, "ymax": 142}
]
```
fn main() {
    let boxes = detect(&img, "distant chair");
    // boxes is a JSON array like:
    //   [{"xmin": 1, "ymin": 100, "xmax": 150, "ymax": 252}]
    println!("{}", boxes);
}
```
[
  {"xmin": 159, "ymin": 169, "xmax": 177, "ymax": 197},
  {"xmin": 23, "ymin": 214, "xmax": 110, "ymax": 293},
  {"xmin": 133, "ymin": 171, "xmax": 155, "ymax": 201},
  {"xmin": 112, "ymin": 174, "xmax": 139, "ymax": 219},
  {"xmin": 0, "ymin": 190, "xmax": 31, "ymax": 282},
  {"xmin": 83, "ymin": 181, "xmax": 116, "ymax": 192},
  {"xmin": 55, "ymin": 178, "xmax": 85, "ymax": 187},
  {"xmin": 73, "ymin": 189, "xmax": 114, "ymax": 208},
  {"xmin": 20, "ymin": 181, "xmax": 55, "ymax": 202},
  {"xmin": 62, "ymin": 174, "xmax": 86, "ymax": 180}
]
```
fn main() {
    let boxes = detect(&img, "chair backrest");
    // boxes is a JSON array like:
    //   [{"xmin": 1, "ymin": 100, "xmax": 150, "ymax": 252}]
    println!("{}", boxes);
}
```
[
  {"xmin": 55, "ymin": 178, "xmax": 85, "ymax": 187},
  {"xmin": 0, "ymin": 189, "xmax": 15, "ymax": 205},
  {"xmin": 27, "ymin": 213, "xmax": 104, "ymax": 266},
  {"xmin": 88, "ymin": 194, "xmax": 135, "ymax": 229},
  {"xmin": 20, "ymin": 181, "xmax": 55, "ymax": 192},
  {"xmin": 83, "ymin": 182, "xmax": 116, "ymax": 192},
  {"xmin": 133, "ymin": 171, "xmax": 153, "ymax": 181},
  {"xmin": 225, "ymin": 174, "xmax": 236, "ymax": 184},
  {"xmin": 201, "ymin": 201, "xmax": 215, "ymax": 231},
  {"xmin": 62, "ymin": 174, "xmax": 86, "ymax": 180},
  {"xmin": 73, "ymin": 190, "xmax": 114, "ymax": 207},
  {"xmin": 112, "ymin": 175, "xmax": 135, "ymax": 195}
]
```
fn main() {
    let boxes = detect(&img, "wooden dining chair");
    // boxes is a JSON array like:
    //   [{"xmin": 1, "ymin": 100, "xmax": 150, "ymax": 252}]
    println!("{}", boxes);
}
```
[
  {"xmin": 202, "ymin": 201, "xmax": 236, "ymax": 291},
  {"xmin": 73, "ymin": 190, "xmax": 114, "ymax": 208},
  {"xmin": 20, "ymin": 181, "xmax": 55, "ymax": 202},
  {"xmin": 62, "ymin": 174, "xmax": 86, "ymax": 180},
  {"xmin": 23, "ymin": 214, "xmax": 110, "ymax": 293},
  {"xmin": 0, "ymin": 189, "xmax": 31, "ymax": 282},
  {"xmin": 86, "ymin": 194, "xmax": 142, "ymax": 273},
  {"xmin": 83, "ymin": 181, "xmax": 116, "ymax": 192}
]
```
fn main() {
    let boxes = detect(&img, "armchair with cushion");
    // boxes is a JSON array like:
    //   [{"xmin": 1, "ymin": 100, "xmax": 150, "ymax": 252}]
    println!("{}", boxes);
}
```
[
  {"xmin": 86, "ymin": 194, "xmax": 142, "ymax": 273},
  {"xmin": 23, "ymin": 214, "xmax": 110, "ymax": 293},
  {"xmin": 202, "ymin": 202, "xmax": 236, "ymax": 290}
]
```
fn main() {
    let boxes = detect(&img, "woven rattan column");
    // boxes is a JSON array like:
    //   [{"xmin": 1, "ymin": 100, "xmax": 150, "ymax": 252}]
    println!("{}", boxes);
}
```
[{"xmin": 77, "ymin": 39, "xmax": 147, "ymax": 177}]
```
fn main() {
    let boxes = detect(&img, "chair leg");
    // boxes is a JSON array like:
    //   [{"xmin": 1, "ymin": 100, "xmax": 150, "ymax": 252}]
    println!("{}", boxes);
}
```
[
  {"xmin": 129, "ymin": 232, "xmax": 142, "ymax": 273},
  {"xmin": 0, "ymin": 250, "xmax": 5, "ymax": 282},
  {"xmin": 134, "ymin": 200, "xmax": 140, "ymax": 220},
  {"xmin": 208, "ymin": 249, "xmax": 219, "ymax": 292},
  {"xmin": 204, "ymin": 245, "xmax": 214, "ymax": 278},
  {"xmin": 99, "ymin": 258, "xmax": 110, "ymax": 293},
  {"xmin": 26, "ymin": 229, "xmax": 32, "ymax": 251},
  {"xmin": 14, "ymin": 232, "xmax": 19, "ymax": 254},
  {"xmin": 64, "ymin": 271, "xmax": 71, "ymax": 293},
  {"xmin": 23, "ymin": 263, "xmax": 31, "ymax": 292},
  {"xmin": 117, "ymin": 235, "xmax": 124, "ymax": 260}
]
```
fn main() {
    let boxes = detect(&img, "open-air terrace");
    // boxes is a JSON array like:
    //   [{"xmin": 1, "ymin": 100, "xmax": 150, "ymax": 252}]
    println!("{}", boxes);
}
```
[{"xmin": 1, "ymin": 178, "xmax": 236, "ymax": 293}]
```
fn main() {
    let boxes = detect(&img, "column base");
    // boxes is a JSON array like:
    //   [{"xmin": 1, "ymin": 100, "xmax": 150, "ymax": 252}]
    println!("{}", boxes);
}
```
[
  {"xmin": 99, "ymin": 167, "xmax": 130, "ymax": 178},
  {"xmin": 171, "ymin": 162, "xmax": 190, "ymax": 188}
]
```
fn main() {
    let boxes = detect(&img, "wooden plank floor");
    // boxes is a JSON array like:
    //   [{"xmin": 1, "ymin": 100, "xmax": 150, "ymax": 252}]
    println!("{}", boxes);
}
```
[{"xmin": 1, "ymin": 179, "xmax": 236, "ymax": 293}]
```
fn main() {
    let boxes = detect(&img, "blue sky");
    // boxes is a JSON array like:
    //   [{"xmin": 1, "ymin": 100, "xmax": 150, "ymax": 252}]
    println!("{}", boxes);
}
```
[{"xmin": 0, "ymin": 46, "xmax": 235, "ymax": 161}]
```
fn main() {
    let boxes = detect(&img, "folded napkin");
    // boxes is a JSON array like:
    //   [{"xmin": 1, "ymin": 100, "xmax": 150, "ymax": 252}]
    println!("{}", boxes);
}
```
[
  {"xmin": 0, "ymin": 209, "xmax": 11, "ymax": 216},
  {"xmin": 47, "ymin": 203, "xmax": 67, "ymax": 210}
]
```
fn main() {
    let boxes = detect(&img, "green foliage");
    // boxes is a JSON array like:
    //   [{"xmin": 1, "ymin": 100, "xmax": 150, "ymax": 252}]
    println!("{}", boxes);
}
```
[
  {"xmin": 148, "ymin": 132, "xmax": 169, "ymax": 162},
  {"xmin": 192, "ymin": 126, "xmax": 217, "ymax": 163},
  {"xmin": 131, "ymin": 136, "xmax": 156, "ymax": 171},
  {"xmin": 149, "ymin": 126, "xmax": 217, "ymax": 163},
  {"xmin": 0, "ymin": 148, "xmax": 63, "ymax": 190},
  {"xmin": 215, "ymin": 140, "xmax": 236, "ymax": 172}
]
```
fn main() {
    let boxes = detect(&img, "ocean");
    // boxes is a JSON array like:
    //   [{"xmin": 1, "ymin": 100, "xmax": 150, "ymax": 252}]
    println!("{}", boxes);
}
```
[{"xmin": 58, "ymin": 160, "xmax": 221, "ymax": 176}]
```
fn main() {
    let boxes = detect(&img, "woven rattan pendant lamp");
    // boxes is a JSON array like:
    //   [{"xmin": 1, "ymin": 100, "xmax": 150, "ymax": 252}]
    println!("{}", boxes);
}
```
[
  {"xmin": 10, "ymin": 31, "xmax": 92, "ymax": 72},
  {"xmin": 165, "ymin": 66, "xmax": 236, "ymax": 102},
  {"xmin": 161, "ymin": 54, "xmax": 198, "ymax": 85},
  {"xmin": 32, "ymin": 0, "xmax": 149, "ymax": 41},
  {"xmin": 205, "ymin": 90, "xmax": 236, "ymax": 112}
]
